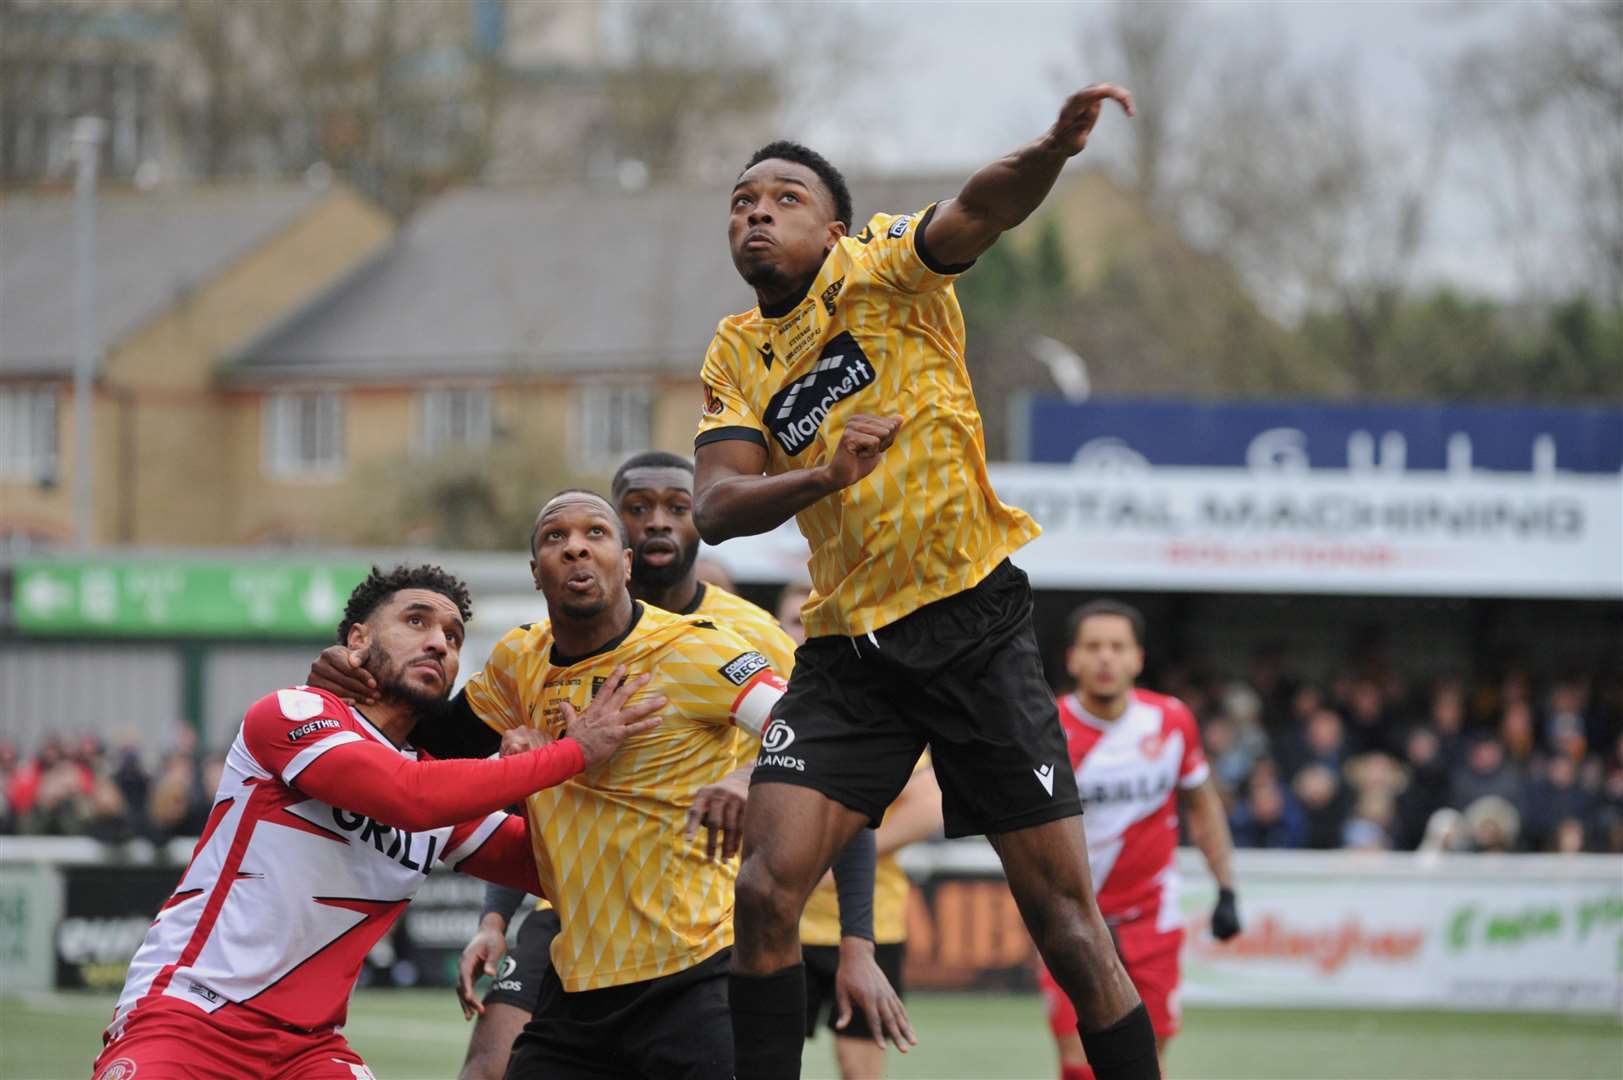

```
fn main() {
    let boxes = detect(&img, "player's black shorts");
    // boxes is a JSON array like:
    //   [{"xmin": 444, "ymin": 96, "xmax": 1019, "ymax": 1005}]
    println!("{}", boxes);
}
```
[
  {"xmin": 483, "ymin": 907, "xmax": 560, "ymax": 1015},
  {"xmin": 502, "ymin": 948, "xmax": 731, "ymax": 1080},
  {"xmin": 803, "ymin": 942, "xmax": 906, "ymax": 1041},
  {"xmin": 756, "ymin": 559, "xmax": 1082, "ymax": 838}
]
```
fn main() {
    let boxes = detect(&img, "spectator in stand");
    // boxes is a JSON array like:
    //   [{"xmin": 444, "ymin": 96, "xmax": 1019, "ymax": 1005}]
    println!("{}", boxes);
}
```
[
  {"xmin": 1343, "ymin": 680, "xmax": 1394, "ymax": 757},
  {"xmin": 110, "ymin": 738, "xmax": 151, "ymax": 838},
  {"xmin": 1523, "ymin": 755, "xmax": 1597, "ymax": 851},
  {"xmin": 1463, "ymin": 795, "xmax": 1520, "ymax": 853},
  {"xmin": 1449, "ymin": 735, "xmax": 1524, "ymax": 812},
  {"xmin": 0, "ymin": 739, "xmax": 18, "ymax": 835},
  {"xmin": 1291, "ymin": 763, "xmax": 1349, "ymax": 849},
  {"xmin": 1427, "ymin": 679, "xmax": 1468, "ymax": 770},
  {"xmin": 20, "ymin": 755, "xmax": 93, "ymax": 835},
  {"xmin": 1342, "ymin": 791, "xmax": 1396, "ymax": 851},
  {"xmin": 1228, "ymin": 763, "xmax": 1306, "ymax": 849},
  {"xmin": 1553, "ymin": 818, "xmax": 1588, "ymax": 854},
  {"xmin": 84, "ymin": 775, "xmax": 136, "ymax": 845},
  {"xmin": 1545, "ymin": 679, "xmax": 1591, "ymax": 761},
  {"xmin": 1499, "ymin": 702, "xmax": 1539, "ymax": 776},
  {"xmin": 1280, "ymin": 707, "xmax": 1348, "ymax": 779},
  {"xmin": 1394, "ymin": 727, "xmax": 1450, "ymax": 850},
  {"xmin": 145, "ymin": 750, "xmax": 207, "ymax": 843}
]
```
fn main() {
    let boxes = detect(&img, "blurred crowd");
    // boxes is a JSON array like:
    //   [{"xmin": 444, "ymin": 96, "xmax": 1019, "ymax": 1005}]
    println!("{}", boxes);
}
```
[
  {"xmin": 0, "ymin": 729, "xmax": 228, "ymax": 846},
  {"xmin": 4, "ymin": 655, "xmax": 1620, "ymax": 855},
  {"xmin": 1165, "ymin": 654, "xmax": 1623, "ymax": 855}
]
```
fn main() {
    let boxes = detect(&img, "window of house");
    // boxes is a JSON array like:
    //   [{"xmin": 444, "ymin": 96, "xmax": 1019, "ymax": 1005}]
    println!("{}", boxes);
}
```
[
  {"xmin": 263, "ymin": 391, "xmax": 344, "ymax": 478},
  {"xmin": 577, "ymin": 383, "xmax": 655, "ymax": 467},
  {"xmin": 0, "ymin": 386, "xmax": 59, "ymax": 482},
  {"xmin": 417, "ymin": 387, "xmax": 493, "ymax": 454}
]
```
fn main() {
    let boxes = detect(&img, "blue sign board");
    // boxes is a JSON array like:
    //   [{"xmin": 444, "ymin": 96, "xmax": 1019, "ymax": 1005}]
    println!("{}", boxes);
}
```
[{"xmin": 1023, "ymin": 399, "xmax": 1623, "ymax": 474}]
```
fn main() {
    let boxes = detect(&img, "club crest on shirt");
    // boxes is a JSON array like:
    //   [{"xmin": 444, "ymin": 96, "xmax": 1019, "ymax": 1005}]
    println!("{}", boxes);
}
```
[{"xmin": 1139, "ymin": 733, "xmax": 1166, "ymax": 759}]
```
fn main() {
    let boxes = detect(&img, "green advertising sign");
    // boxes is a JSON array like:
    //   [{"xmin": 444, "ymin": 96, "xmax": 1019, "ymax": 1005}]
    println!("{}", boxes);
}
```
[{"xmin": 13, "ymin": 560, "xmax": 370, "ymax": 638}]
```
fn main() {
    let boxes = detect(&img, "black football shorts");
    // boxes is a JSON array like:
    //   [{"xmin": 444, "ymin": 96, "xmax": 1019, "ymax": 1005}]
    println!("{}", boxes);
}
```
[
  {"xmin": 483, "ymin": 907, "xmax": 560, "ymax": 1015},
  {"xmin": 754, "ymin": 559, "xmax": 1081, "ymax": 838}
]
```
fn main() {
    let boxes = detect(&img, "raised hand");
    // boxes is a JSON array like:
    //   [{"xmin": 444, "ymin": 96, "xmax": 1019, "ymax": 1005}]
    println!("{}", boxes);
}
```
[
  {"xmin": 1045, "ymin": 83, "xmax": 1135, "ymax": 157},
  {"xmin": 559, "ymin": 666, "xmax": 665, "ymax": 768},
  {"xmin": 822, "ymin": 414, "xmax": 905, "ymax": 491}
]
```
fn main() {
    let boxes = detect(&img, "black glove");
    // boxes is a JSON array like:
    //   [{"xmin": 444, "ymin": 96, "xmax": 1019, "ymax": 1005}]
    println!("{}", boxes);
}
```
[{"xmin": 1211, "ymin": 887, "xmax": 1241, "ymax": 941}]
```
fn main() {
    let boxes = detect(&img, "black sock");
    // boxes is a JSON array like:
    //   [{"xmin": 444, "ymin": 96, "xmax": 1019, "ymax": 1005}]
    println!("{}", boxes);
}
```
[
  {"xmin": 1079, "ymin": 1002, "xmax": 1159, "ymax": 1080},
  {"xmin": 729, "ymin": 965, "xmax": 806, "ymax": 1080}
]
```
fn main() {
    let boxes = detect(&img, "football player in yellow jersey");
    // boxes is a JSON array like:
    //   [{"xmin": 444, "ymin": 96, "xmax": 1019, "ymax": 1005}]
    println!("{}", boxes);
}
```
[
  {"xmin": 693, "ymin": 84, "xmax": 1163, "ymax": 1080},
  {"xmin": 451, "ymin": 454, "xmax": 900, "ymax": 1080},
  {"xmin": 313, "ymin": 486, "xmax": 905, "ymax": 1077}
]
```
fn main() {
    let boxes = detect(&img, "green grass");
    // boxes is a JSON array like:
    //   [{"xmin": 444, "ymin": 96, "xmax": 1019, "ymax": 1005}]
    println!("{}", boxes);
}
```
[{"xmin": 6, "ymin": 990, "xmax": 1618, "ymax": 1080}]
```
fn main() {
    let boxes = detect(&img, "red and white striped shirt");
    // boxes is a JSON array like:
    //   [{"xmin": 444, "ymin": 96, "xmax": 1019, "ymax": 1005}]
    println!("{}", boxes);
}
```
[
  {"xmin": 1057, "ymin": 688, "xmax": 1208, "ymax": 931},
  {"xmin": 110, "ymin": 686, "xmax": 557, "ymax": 1036}
]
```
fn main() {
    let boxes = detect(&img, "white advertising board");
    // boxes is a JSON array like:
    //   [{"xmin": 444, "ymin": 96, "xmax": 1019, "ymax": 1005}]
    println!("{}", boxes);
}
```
[
  {"xmin": 712, "ymin": 466, "xmax": 1623, "ymax": 598},
  {"xmin": 1175, "ymin": 851, "xmax": 1623, "ymax": 1015}
]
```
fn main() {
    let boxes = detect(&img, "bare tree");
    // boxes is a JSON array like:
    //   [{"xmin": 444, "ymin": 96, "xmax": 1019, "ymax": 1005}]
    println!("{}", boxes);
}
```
[
  {"xmin": 1451, "ymin": 0, "xmax": 1623, "ymax": 308},
  {"xmin": 1076, "ymin": 0, "xmax": 1203, "ymax": 208}
]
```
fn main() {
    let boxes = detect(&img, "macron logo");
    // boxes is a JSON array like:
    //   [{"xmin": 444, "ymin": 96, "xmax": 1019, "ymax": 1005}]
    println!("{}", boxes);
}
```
[{"xmin": 1034, "ymin": 763, "xmax": 1056, "ymax": 797}]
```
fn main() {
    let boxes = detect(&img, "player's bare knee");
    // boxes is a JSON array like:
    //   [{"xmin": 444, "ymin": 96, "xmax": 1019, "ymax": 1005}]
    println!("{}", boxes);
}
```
[{"xmin": 1035, "ymin": 906, "xmax": 1114, "ymax": 990}]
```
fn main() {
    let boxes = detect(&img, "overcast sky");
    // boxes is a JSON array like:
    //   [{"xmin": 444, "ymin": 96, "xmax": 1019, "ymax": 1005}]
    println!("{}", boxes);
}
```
[{"xmin": 776, "ymin": 0, "xmax": 1536, "ymax": 299}]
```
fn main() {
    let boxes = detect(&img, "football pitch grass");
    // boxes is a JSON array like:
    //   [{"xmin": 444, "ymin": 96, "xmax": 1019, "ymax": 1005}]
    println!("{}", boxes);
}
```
[{"xmin": 5, "ymin": 990, "xmax": 1618, "ymax": 1080}]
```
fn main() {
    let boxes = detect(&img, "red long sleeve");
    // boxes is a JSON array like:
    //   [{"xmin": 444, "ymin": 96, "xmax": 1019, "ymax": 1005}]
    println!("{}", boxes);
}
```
[
  {"xmin": 290, "ymin": 736, "xmax": 584, "ymax": 833},
  {"xmin": 454, "ymin": 813, "xmax": 544, "ymax": 895}
]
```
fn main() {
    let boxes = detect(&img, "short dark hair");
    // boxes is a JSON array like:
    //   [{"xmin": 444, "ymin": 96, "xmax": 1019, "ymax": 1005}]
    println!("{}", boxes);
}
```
[
  {"xmin": 741, "ymin": 140, "xmax": 853, "ymax": 228},
  {"xmin": 337, "ymin": 564, "xmax": 472, "ymax": 645},
  {"xmin": 612, "ymin": 451, "xmax": 694, "ymax": 501},
  {"xmin": 1067, "ymin": 599, "xmax": 1146, "ymax": 648},
  {"xmin": 533, "ymin": 488, "xmax": 627, "ymax": 552}
]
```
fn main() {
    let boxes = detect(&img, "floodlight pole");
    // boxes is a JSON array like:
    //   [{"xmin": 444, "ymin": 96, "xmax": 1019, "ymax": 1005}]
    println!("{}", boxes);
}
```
[{"xmin": 70, "ymin": 115, "xmax": 105, "ymax": 549}]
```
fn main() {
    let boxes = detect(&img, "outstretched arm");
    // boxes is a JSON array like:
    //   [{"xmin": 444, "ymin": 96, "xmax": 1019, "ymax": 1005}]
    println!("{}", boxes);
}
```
[
  {"xmin": 694, "ymin": 415, "xmax": 903, "ymax": 544},
  {"xmin": 922, "ymin": 83, "xmax": 1134, "ymax": 267}
]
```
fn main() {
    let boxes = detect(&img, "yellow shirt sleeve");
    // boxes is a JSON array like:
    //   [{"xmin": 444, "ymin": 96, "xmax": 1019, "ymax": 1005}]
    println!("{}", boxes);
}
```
[
  {"xmin": 852, "ymin": 204, "xmax": 974, "ymax": 295},
  {"xmin": 659, "ymin": 620, "xmax": 786, "ymax": 739},
  {"xmin": 461, "ymin": 627, "xmax": 530, "ymax": 734},
  {"xmin": 695, "ymin": 333, "xmax": 769, "ymax": 450}
]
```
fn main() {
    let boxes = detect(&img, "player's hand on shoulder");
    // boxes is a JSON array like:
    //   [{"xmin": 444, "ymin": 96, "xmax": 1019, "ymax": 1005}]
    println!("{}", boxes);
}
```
[
  {"xmin": 306, "ymin": 645, "xmax": 378, "ymax": 706},
  {"xmin": 1211, "ymin": 886, "xmax": 1241, "ymax": 942},
  {"xmin": 1045, "ymin": 83, "xmax": 1135, "ymax": 157},
  {"xmin": 834, "ymin": 936, "xmax": 918, "ymax": 1053},
  {"xmin": 559, "ymin": 666, "xmax": 666, "ymax": 768},
  {"xmin": 822, "ymin": 413, "xmax": 905, "ymax": 491}
]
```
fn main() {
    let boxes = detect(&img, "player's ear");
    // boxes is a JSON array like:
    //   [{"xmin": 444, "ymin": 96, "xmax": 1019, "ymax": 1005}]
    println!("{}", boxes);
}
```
[
  {"xmin": 621, "ymin": 547, "xmax": 632, "ymax": 583},
  {"xmin": 345, "ymin": 621, "xmax": 371, "ymax": 653},
  {"xmin": 529, "ymin": 557, "xmax": 542, "ymax": 591},
  {"xmin": 1065, "ymin": 645, "xmax": 1083, "ymax": 681}
]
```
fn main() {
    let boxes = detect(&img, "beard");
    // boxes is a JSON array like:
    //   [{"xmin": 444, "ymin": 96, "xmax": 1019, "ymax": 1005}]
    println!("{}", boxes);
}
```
[
  {"xmin": 364, "ymin": 644, "xmax": 452, "ymax": 724},
  {"xmin": 632, "ymin": 538, "xmax": 700, "ymax": 590}
]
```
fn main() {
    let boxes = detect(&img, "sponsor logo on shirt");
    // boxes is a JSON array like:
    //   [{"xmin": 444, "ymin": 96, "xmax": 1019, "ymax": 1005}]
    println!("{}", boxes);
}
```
[
  {"xmin": 719, "ymin": 652, "xmax": 770, "ymax": 687},
  {"xmin": 887, "ymin": 215, "xmax": 912, "ymax": 239},
  {"xmin": 288, "ymin": 718, "xmax": 343, "ymax": 743},
  {"xmin": 820, "ymin": 277, "xmax": 845, "ymax": 316},
  {"xmin": 764, "ymin": 333, "xmax": 876, "ymax": 457},
  {"xmin": 186, "ymin": 980, "xmax": 221, "ymax": 1004}
]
